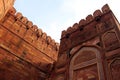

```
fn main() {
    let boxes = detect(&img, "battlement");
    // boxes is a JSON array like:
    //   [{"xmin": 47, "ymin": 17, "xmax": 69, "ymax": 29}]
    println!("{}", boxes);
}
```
[
  {"xmin": 0, "ymin": 3, "xmax": 120, "ymax": 80},
  {"xmin": 54, "ymin": 4, "xmax": 120, "ymax": 80},
  {"xmin": 59, "ymin": 4, "xmax": 120, "ymax": 53},
  {"xmin": 61, "ymin": 4, "xmax": 111, "ymax": 38},
  {"xmin": 9, "ymin": 7, "xmax": 59, "ymax": 49},
  {"xmin": 0, "ymin": 6, "xmax": 60, "ymax": 79},
  {"xmin": 0, "ymin": 7, "xmax": 59, "ymax": 62}
]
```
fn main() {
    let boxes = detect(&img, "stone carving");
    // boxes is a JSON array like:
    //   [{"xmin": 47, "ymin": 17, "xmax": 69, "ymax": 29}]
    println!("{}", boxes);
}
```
[
  {"xmin": 73, "ymin": 65, "xmax": 98, "ymax": 80},
  {"xmin": 69, "ymin": 47, "xmax": 104, "ymax": 80},
  {"xmin": 55, "ymin": 75, "xmax": 64, "ymax": 80},
  {"xmin": 103, "ymin": 32, "xmax": 119, "ymax": 49},
  {"xmin": 110, "ymin": 59, "xmax": 120, "ymax": 80}
]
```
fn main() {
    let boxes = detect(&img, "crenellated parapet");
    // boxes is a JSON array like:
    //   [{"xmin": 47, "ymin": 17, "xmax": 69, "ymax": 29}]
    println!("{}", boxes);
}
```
[
  {"xmin": 59, "ymin": 4, "xmax": 120, "ymax": 53},
  {"xmin": 15, "ymin": 12, "xmax": 59, "ymax": 51},
  {"xmin": 61, "ymin": 4, "xmax": 111, "ymax": 38},
  {"xmin": 0, "ymin": 3, "xmax": 120, "ymax": 80},
  {"xmin": 51, "ymin": 4, "xmax": 120, "ymax": 80},
  {"xmin": 0, "ymin": 7, "xmax": 59, "ymax": 63},
  {"xmin": 0, "ymin": 6, "xmax": 60, "ymax": 79}
]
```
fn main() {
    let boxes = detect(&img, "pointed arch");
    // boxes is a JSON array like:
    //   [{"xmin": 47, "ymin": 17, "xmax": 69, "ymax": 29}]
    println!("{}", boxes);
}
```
[{"xmin": 69, "ymin": 46, "xmax": 104, "ymax": 80}]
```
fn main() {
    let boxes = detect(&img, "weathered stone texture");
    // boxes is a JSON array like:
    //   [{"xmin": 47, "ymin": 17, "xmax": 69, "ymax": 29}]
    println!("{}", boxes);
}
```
[
  {"xmin": 50, "ymin": 4, "xmax": 120, "ymax": 80},
  {"xmin": 0, "ymin": 2, "xmax": 120, "ymax": 80},
  {"xmin": 0, "ymin": 6, "xmax": 59, "ymax": 80}
]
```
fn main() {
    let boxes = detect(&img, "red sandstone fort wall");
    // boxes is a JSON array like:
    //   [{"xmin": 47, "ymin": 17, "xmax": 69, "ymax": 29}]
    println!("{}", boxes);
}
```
[
  {"xmin": 50, "ymin": 4, "xmax": 120, "ymax": 80},
  {"xmin": 0, "ymin": 7, "xmax": 59, "ymax": 79},
  {"xmin": 0, "ymin": 2, "xmax": 120, "ymax": 80}
]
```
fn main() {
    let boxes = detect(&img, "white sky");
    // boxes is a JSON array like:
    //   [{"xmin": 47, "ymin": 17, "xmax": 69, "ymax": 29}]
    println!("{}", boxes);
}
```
[{"xmin": 14, "ymin": 0, "xmax": 120, "ymax": 43}]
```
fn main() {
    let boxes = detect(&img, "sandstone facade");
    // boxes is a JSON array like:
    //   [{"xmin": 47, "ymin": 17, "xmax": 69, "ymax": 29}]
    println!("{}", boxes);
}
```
[
  {"xmin": 50, "ymin": 4, "xmax": 120, "ymax": 80},
  {"xmin": 0, "ymin": 6, "xmax": 59, "ymax": 80},
  {"xmin": 0, "ymin": 1, "xmax": 120, "ymax": 80}
]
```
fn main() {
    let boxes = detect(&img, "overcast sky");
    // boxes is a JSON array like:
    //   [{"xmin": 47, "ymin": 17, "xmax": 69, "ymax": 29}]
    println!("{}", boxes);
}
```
[{"xmin": 14, "ymin": 0, "xmax": 120, "ymax": 43}]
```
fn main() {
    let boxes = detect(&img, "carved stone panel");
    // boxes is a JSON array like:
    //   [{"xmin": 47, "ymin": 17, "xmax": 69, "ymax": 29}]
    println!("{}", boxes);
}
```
[
  {"xmin": 110, "ymin": 58, "xmax": 120, "ymax": 80},
  {"xmin": 69, "ymin": 47, "xmax": 104, "ymax": 80},
  {"xmin": 103, "ymin": 31, "xmax": 119, "ymax": 50},
  {"xmin": 55, "ymin": 74, "xmax": 64, "ymax": 80},
  {"xmin": 73, "ymin": 50, "xmax": 96, "ymax": 65},
  {"xmin": 73, "ymin": 65, "xmax": 98, "ymax": 80}
]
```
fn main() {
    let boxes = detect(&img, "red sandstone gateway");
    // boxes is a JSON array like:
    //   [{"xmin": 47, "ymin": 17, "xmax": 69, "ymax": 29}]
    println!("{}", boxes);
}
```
[{"xmin": 0, "ymin": 0, "xmax": 120, "ymax": 80}]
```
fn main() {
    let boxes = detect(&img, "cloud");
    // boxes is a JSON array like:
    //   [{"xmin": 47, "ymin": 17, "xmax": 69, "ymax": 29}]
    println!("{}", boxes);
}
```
[
  {"xmin": 14, "ymin": 0, "xmax": 120, "ymax": 43},
  {"xmin": 61, "ymin": 0, "xmax": 120, "ymax": 21},
  {"xmin": 47, "ymin": 0, "xmax": 120, "ymax": 43},
  {"xmin": 53, "ymin": 0, "xmax": 120, "ymax": 43}
]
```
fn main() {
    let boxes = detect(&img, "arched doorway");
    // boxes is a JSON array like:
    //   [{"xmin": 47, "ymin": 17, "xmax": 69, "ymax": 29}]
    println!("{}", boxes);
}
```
[{"xmin": 69, "ymin": 47, "xmax": 104, "ymax": 80}]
